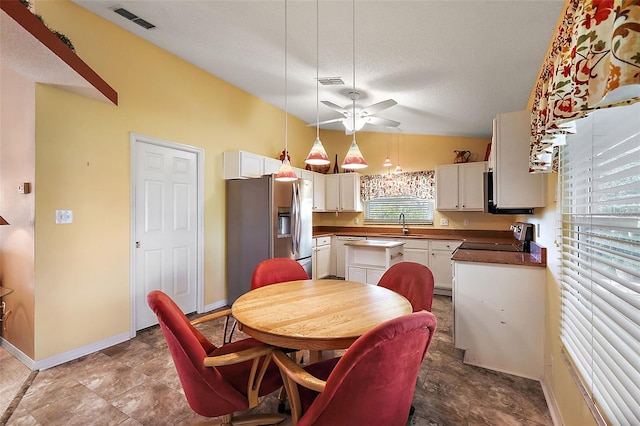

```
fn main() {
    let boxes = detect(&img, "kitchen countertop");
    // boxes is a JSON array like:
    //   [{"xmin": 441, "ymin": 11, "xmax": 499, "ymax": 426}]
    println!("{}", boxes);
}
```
[
  {"xmin": 343, "ymin": 239, "xmax": 405, "ymax": 248},
  {"xmin": 313, "ymin": 226, "xmax": 546, "ymax": 267},
  {"xmin": 452, "ymin": 242, "xmax": 546, "ymax": 267}
]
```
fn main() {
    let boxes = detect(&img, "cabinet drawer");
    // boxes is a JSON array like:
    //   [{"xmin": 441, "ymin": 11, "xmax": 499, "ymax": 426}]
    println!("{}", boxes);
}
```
[
  {"xmin": 431, "ymin": 240, "xmax": 461, "ymax": 252},
  {"xmin": 315, "ymin": 236, "xmax": 331, "ymax": 246}
]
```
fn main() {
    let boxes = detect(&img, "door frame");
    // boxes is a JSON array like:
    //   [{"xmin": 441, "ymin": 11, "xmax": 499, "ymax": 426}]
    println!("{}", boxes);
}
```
[{"xmin": 129, "ymin": 132, "xmax": 205, "ymax": 337}]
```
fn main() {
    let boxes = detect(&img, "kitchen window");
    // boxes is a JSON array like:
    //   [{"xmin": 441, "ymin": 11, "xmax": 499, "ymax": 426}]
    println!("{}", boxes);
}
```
[
  {"xmin": 361, "ymin": 171, "xmax": 435, "ymax": 224},
  {"xmin": 560, "ymin": 102, "xmax": 640, "ymax": 424}
]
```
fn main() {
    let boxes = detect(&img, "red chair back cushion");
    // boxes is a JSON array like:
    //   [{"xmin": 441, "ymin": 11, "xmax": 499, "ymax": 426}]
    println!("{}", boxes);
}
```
[
  {"xmin": 377, "ymin": 261, "xmax": 435, "ymax": 312},
  {"xmin": 251, "ymin": 258, "xmax": 309, "ymax": 290}
]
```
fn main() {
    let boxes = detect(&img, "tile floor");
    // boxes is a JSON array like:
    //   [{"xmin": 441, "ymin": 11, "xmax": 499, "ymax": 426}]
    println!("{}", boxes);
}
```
[{"xmin": 4, "ymin": 295, "xmax": 553, "ymax": 425}]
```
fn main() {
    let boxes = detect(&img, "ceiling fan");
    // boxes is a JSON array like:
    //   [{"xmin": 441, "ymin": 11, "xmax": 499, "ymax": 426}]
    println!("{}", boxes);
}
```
[{"xmin": 309, "ymin": 91, "xmax": 400, "ymax": 134}]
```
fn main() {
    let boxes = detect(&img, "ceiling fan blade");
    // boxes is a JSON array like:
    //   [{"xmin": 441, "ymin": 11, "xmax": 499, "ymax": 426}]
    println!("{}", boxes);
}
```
[
  {"xmin": 364, "ymin": 116, "xmax": 401, "ymax": 127},
  {"xmin": 307, "ymin": 118, "xmax": 346, "ymax": 127},
  {"xmin": 360, "ymin": 99, "xmax": 397, "ymax": 116},
  {"xmin": 321, "ymin": 101, "xmax": 349, "ymax": 116}
]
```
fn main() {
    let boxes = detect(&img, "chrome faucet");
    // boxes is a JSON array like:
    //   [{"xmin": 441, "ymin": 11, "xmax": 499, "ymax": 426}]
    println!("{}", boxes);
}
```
[{"xmin": 398, "ymin": 213, "xmax": 409, "ymax": 235}]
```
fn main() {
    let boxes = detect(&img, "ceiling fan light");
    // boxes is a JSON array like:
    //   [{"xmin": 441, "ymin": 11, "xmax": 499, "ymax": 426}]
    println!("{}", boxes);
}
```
[
  {"xmin": 305, "ymin": 137, "xmax": 330, "ymax": 165},
  {"xmin": 276, "ymin": 157, "xmax": 298, "ymax": 181},
  {"xmin": 342, "ymin": 139, "xmax": 368, "ymax": 170},
  {"xmin": 383, "ymin": 158, "xmax": 393, "ymax": 167}
]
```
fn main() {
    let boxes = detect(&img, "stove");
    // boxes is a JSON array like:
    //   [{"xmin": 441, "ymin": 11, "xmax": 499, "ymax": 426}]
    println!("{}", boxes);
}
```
[{"xmin": 457, "ymin": 222, "xmax": 534, "ymax": 253}]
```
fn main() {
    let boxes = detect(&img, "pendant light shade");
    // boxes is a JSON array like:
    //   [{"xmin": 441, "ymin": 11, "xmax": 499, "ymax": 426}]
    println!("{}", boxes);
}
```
[
  {"xmin": 342, "ymin": 136, "xmax": 368, "ymax": 170},
  {"xmin": 342, "ymin": 0, "xmax": 367, "ymax": 171},
  {"xmin": 305, "ymin": 0, "xmax": 330, "ymax": 167},
  {"xmin": 276, "ymin": 0, "xmax": 297, "ymax": 182},
  {"xmin": 305, "ymin": 137, "xmax": 330, "ymax": 165},
  {"xmin": 277, "ymin": 156, "xmax": 298, "ymax": 181}
]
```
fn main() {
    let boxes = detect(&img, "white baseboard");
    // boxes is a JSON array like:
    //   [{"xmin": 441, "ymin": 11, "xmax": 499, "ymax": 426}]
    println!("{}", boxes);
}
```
[
  {"xmin": 541, "ymin": 374, "xmax": 563, "ymax": 426},
  {"xmin": 1, "ymin": 332, "xmax": 130, "ymax": 371},
  {"xmin": 203, "ymin": 299, "xmax": 228, "ymax": 313}
]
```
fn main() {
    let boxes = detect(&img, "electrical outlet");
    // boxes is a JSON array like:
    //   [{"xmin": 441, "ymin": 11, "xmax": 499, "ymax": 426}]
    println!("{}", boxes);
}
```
[
  {"xmin": 463, "ymin": 219, "xmax": 470, "ymax": 227},
  {"xmin": 354, "ymin": 218, "xmax": 359, "ymax": 225},
  {"xmin": 440, "ymin": 218, "xmax": 449, "ymax": 226},
  {"xmin": 55, "ymin": 210, "xmax": 73, "ymax": 224}
]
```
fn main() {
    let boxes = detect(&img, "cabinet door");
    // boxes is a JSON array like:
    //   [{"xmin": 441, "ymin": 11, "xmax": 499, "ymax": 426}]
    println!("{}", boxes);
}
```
[
  {"xmin": 223, "ymin": 151, "xmax": 264, "ymax": 179},
  {"xmin": 313, "ymin": 173, "xmax": 326, "ymax": 211},
  {"xmin": 316, "ymin": 244, "xmax": 331, "ymax": 279},
  {"xmin": 338, "ymin": 173, "xmax": 362, "ymax": 212},
  {"xmin": 367, "ymin": 268, "xmax": 385, "ymax": 285},
  {"xmin": 347, "ymin": 266, "xmax": 366, "ymax": 283},
  {"xmin": 459, "ymin": 162, "xmax": 487, "ymax": 211},
  {"xmin": 430, "ymin": 240, "xmax": 461, "ymax": 291},
  {"xmin": 264, "ymin": 157, "xmax": 282, "ymax": 176},
  {"xmin": 435, "ymin": 165, "xmax": 459, "ymax": 210},
  {"xmin": 324, "ymin": 175, "xmax": 340, "ymax": 211},
  {"xmin": 403, "ymin": 248, "xmax": 429, "ymax": 266}
]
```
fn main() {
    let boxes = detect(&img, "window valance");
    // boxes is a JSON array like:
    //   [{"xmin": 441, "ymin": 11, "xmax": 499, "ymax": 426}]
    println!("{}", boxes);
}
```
[
  {"xmin": 530, "ymin": 0, "xmax": 640, "ymax": 173},
  {"xmin": 360, "ymin": 171, "xmax": 435, "ymax": 202}
]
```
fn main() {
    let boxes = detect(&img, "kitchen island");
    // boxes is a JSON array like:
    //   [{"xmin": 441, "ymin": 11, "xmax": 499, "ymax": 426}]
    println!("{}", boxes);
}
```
[{"xmin": 344, "ymin": 239, "xmax": 405, "ymax": 285}]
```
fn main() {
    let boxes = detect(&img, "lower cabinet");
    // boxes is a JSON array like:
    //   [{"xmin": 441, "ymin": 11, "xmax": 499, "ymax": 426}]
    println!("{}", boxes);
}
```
[
  {"xmin": 312, "ymin": 236, "xmax": 331, "ymax": 279},
  {"xmin": 429, "ymin": 240, "xmax": 461, "ymax": 294},
  {"xmin": 453, "ymin": 261, "xmax": 544, "ymax": 379}
]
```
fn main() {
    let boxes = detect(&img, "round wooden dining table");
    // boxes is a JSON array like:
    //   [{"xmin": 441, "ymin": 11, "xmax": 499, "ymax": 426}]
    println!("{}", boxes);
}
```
[{"xmin": 231, "ymin": 279, "xmax": 412, "ymax": 351}]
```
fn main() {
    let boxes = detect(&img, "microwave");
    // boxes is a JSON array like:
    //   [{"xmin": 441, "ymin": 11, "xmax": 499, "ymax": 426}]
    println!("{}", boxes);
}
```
[{"xmin": 483, "ymin": 171, "xmax": 534, "ymax": 215}]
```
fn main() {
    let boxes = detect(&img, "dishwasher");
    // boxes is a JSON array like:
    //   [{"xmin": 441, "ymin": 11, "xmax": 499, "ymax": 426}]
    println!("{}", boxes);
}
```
[{"xmin": 335, "ymin": 236, "xmax": 366, "ymax": 278}]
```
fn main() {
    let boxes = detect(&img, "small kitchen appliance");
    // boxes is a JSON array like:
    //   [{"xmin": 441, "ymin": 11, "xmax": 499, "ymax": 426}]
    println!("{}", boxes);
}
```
[{"xmin": 457, "ymin": 222, "xmax": 534, "ymax": 253}]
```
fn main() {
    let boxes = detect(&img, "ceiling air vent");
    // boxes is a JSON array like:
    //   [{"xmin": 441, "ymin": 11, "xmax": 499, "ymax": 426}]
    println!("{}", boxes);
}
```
[
  {"xmin": 112, "ymin": 7, "xmax": 156, "ymax": 30},
  {"xmin": 318, "ymin": 77, "xmax": 344, "ymax": 86}
]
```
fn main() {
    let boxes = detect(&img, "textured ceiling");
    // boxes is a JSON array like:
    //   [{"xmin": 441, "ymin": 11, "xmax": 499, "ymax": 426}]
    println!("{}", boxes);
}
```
[{"xmin": 73, "ymin": 0, "xmax": 565, "ymax": 138}]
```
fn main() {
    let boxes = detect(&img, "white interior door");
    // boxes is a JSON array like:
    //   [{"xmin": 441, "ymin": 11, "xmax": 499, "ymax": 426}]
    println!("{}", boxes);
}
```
[{"xmin": 133, "ymin": 137, "xmax": 199, "ymax": 330}]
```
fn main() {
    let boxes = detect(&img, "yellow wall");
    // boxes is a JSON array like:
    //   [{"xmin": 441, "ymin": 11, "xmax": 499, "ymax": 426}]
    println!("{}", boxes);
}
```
[{"xmin": 30, "ymin": 0, "xmax": 316, "ymax": 360}]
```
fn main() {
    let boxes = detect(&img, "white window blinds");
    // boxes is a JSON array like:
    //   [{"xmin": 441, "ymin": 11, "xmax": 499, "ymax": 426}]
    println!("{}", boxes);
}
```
[{"xmin": 560, "ymin": 102, "xmax": 640, "ymax": 425}]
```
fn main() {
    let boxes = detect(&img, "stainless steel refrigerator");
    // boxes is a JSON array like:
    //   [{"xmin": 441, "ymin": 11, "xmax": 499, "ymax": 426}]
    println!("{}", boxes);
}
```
[{"xmin": 226, "ymin": 175, "xmax": 313, "ymax": 304}]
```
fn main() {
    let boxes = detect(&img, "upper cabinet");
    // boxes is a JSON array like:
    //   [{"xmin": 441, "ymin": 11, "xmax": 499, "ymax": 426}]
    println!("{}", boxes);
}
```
[
  {"xmin": 325, "ymin": 173, "xmax": 362, "ymax": 212},
  {"xmin": 490, "ymin": 110, "xmax": 545, "ymax": 209},
  {"xmin": 1, "ymin": 0, "xmax": 117, "ymax": 105},
  {"xmin": 435, "ymin": 162, "xmax": 487, "ymax": 211}
]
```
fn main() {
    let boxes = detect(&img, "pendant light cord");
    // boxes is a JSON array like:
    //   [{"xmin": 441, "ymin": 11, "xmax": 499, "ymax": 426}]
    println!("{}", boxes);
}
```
[
  {"xmin": 316, "ymin": 0, "xmax": 320, "ymax": 140},
  {"xmin": 352, "ymin": 0, "xmax": 356, "ymax": 140},
  {"xmin": 284, "ymin": 0, "xmax": 288, "ymax": 156}
]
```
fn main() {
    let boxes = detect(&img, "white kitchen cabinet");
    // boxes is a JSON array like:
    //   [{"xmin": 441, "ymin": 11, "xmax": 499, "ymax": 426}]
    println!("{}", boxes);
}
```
[
  {"xmin": 429, "ymin": 240, "xmax": 461, "ymax": 295},
  {"xmin": 312, "ymin": 173, "xmax": 326, "ymax": 211},
  {"xmin": 435, "ymin": 162, "xmax": 487, "ymax": 211},
  {"xmin": 325, "ymin": 173, "xmax": 362, "ymax": 212},
  {"xmin": 453, "ymin": 260, "xmax": 544, "ymax": 379},
  {"xmin": 312, "ymin": 236, "xmax": 331, "ymax": 279},
  {"xmin": 223, "ymin": 150, "xmax": 264, "ymax": 179},
  {"xmin": 345, "ymin": 240, "xmax": 405, "ymax": 285},
  {"xmin": 264, "ymin": 157, "xmax": 282, "ymax": 176},
  {"xmin": 491, "ymin": 110, "xmax": 546, "ymax": 208}
]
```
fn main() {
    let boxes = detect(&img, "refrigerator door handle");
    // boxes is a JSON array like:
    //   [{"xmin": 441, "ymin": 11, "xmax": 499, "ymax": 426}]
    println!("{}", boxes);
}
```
[
  {"xmin": 295, "ymin": 182, "xmax": 302, "ymax": 254},
  {"xmin": 291, "ymin": 182, "xmax": 299, "ymax": 254}
]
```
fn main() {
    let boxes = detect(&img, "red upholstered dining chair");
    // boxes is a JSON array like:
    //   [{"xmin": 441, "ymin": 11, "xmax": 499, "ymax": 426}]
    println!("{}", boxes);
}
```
[
  {"xmin": 377, "ymin": 261, "xmax": 435, "ymax": 312},
  {"xmin": 147, "ymin": 290, "xmax": 285, "ymax": 425},
  {"xmin": 251, "ymin": 257, "xmax": 309, "ymax": 289},
  {"xmin": 272, "ymin": 311, "xmax": 438, "ymax": 426}
]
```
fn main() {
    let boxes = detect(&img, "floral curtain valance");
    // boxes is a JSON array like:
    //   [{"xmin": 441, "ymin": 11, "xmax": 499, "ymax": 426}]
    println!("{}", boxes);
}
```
[
  {"xmin": 530, "ymin": 0, "xmax": 640, "ymax": 172},
  {"xmin": 360, "ymin": 171, "xmax": 435, "ymax": 202}
]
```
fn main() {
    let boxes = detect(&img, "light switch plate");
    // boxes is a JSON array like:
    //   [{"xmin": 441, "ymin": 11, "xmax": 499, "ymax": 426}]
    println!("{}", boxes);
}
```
[
  {"xmin": 440, "ymin": 218, "xmax": 449, "ymax": 226},
  {"xmin": 56, "ymin": 210, "xmax": 73, "ymax": 224}
]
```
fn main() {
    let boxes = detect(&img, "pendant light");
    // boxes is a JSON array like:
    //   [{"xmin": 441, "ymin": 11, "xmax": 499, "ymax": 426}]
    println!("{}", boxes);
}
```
[
  {"xmin": 276, "ymin": 0, "xmax": 297, "ymax": 182},
  {"xmin": 304, "ymin": 0, "xmax": 330, "ymax": 166},
  {"xmin": 341, "ymin": 0, "xmax": 367, "ymax": 170},
  {"xmin": 393, "ymin": 132, "xmax": 403, "ymax": 174},
  {"xmin": 383, "ymin": 131, "xmax": 393, "ymax": 168}
]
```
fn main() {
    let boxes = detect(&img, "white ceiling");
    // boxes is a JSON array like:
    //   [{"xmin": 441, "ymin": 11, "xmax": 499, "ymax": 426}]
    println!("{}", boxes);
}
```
[{"xmin": 72, "ymin": 0, "xmax": 564, "ymax": 138}]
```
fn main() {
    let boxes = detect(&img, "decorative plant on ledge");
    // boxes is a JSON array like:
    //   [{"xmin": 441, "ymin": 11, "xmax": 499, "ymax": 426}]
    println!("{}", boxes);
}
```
[{"xmin": 19, "ymin": 0, "xmax": 75, "ymax": 52}]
